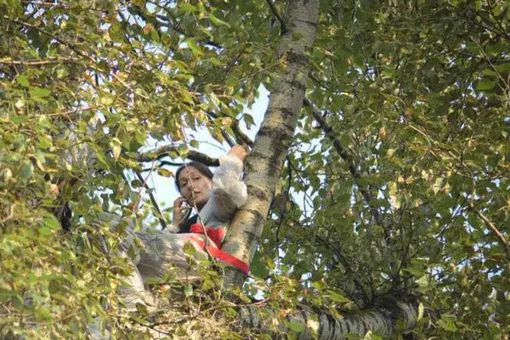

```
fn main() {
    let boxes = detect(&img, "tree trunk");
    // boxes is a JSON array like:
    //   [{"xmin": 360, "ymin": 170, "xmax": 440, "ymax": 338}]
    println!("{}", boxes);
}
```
[
  {"xmin": 222, "ymin": 0, "xmax": 320, "ymax": 281},
  {"xmin": 239, "ymin": 297, "xmax": 418, "ymax": 339}
]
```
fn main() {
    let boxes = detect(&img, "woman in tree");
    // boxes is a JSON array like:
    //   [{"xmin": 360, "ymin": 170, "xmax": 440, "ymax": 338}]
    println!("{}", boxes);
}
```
[
  {"xmin": 115, "ymin": 145, "xmax": 249, "ymax": 315},
  {"xmin": 135, "ymin": 145, "xmax": 250, "ymax": 283},
  {"xmin": 172, "ymin": 144, "xmax": 248, "ymax": 233}
]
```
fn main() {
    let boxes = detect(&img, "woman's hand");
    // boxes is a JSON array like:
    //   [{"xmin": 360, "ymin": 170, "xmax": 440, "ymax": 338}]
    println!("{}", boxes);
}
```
[
  {"xmin": 228, "ymin": 144, "xmax": 248, "ymax": 162},
  {"xmin": 172, "ymin": 196, "xmax": 190, "ymax": 228}
]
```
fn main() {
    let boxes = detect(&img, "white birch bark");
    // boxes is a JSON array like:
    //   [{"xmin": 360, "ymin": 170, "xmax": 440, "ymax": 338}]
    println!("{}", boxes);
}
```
[
  {"xmin": 222, "ymin": 0, "xmax": 320, "ymax": 279},
  {"xmin": 239, "ymin": 298, "xmax": 418, "ymax": 339}
]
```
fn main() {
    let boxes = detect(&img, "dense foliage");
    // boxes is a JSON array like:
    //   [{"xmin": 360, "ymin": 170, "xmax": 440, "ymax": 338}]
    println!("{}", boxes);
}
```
[{"xmin": 0, "ymin": 0, "xmax": 508, "ymax": 338}]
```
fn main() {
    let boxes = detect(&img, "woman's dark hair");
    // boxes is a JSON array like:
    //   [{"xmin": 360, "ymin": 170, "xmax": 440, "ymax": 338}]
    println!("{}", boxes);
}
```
[{"xmin": 175, "ymin": 161, "xmax": 214, "ymax": 193}]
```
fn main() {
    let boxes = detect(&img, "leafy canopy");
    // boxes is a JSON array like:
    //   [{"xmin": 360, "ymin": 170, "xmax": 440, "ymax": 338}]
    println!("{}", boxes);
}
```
[{"xmin": 0, "ymin": 0, "xmax": 509, "ymax": 338}]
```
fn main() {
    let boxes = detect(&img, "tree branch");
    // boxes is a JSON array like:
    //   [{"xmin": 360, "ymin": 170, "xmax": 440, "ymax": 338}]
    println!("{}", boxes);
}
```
[
  {"xmin": 239, "ymin": 296, "xmax": 418, "ymax": 339},
  {"xmin": 207, "ymin": 111, "xmax": 254, "ymax": 147},
  {"xmin": 5, "ymin": 16, "xmax": 95, "ymax": 63},
  {"xmin": 20, "ymin": 1, "xmax": 68, "ymax": 7},
  {"xmin": 132, "ymin": 145, "xmax": 219, "ymax": 167},
  {"xmin": 205, "ymin": 113, "xmax": 237, "ymax": 147},
  {"xmin": 470, "ymin": 204, "xmax": 509, "ymax": 254},
  {"xmin": 141, "ymin": 0, "xmax": 223, "ymax": 49},
  {"xmin": 230, "ymin": 120, "xmax": 255, "ymax": 148},
  {"xmin": 0, "ymin": 58, "xmax": 79, "ymax": 66},
  {"xmin": 223, "ymin": 0, "xmax": 320, "ymax": 284},
  {"xmin": 5, "ymin": 16, "xmax": 144, "ymax": 98},
  {"xmin": 265, "ymin": 0, "xmax": 287, "ymax": 34},
  {"xmin": 304, "ymin": 98, "xmax": 390, "ymax": 240},
  {"xmin": 134, "ymin": 170, "xmax": 168, "ymax": 230}
]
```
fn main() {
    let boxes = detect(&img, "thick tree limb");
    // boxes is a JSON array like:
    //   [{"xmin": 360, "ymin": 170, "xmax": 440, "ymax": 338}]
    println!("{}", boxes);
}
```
[
  {"xmin": 132, "ymin": 145, "xmax": 219, "ymax": 167},
  {"xmin": 239, "ymin": 297, "xmax": 418, "ymax": 339}
]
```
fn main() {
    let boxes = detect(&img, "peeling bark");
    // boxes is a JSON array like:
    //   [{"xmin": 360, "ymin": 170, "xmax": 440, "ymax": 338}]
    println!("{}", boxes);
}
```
[
  {"xmin": 222, "ymin": 0, "xmax": 320, "ymax": 273},
  {"xmin": 239, "ymin": 297, "xmax": 418, "ymax": 339}
]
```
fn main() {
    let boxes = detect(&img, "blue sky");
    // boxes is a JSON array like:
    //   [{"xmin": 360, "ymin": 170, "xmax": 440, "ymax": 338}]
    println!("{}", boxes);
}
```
[{"xmin": 141, "ymin": 87, "xmax": 270, "ymax": 221}]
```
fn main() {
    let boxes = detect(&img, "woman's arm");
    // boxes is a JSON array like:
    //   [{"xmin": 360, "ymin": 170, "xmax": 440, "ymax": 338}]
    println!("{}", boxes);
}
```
[{"xmin": 198, "ymin": 146, "xmax": 248, "ymax": 227}]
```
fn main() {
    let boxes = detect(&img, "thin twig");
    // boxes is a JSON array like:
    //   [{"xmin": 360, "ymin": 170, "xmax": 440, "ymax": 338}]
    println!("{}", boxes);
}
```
[
  {"xmin": 5, "ymin": 16, "xmax": 148, "ymax": 99},
  {"xmin": 207, "ymin": 111, "xmax": 254, "ymax": 147},
  {"xmin": 304, "ymin": 98, "xmax": 390, "ymax": 240},
  {"xmin": 134, "ymin": 170, "xmax": 168, "ymax": 230},
  {"xmin": 21, "ymin": 1, "xmax": 69, "ymax": 7},
  {"xmin": 5, "ymin": 16, "xmax": 95, "ymax": 63},
  {"xmin": 0, "ymin": 204, "xmax": 16, "ymax": 224},
  {"xmin": 143, "ymin": 299, "xmax": 268, "ymax": 327},
  {"xmin": 265, "ymin": 0, "xmax": 287, "ymax": 34},
  {"xmin": 128, "ymin": 317, "xmax": 173, "ymax": 336},
  {"xmin": 0, "ymin": 58, "xmax": 79, "ymax": 66},
  {"xmin": 315, "ymin": 235, "xmax": 369, "ymax": 306},
  {"xmin": 470, "ymin": 204, "xmax": 509, "ymax": 251},
  {"xmin": 144, "ymin": 0, "xmax": 222, "ymax": 49},
  {"xmin": 206, "ymin": 113, "xmax": 236, "ymax": 147}
]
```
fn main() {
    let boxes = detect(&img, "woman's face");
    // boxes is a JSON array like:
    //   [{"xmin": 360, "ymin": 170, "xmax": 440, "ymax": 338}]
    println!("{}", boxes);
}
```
[{"xmin": 177, "ymin": 166, "xmax": 213, "ymax": 209}]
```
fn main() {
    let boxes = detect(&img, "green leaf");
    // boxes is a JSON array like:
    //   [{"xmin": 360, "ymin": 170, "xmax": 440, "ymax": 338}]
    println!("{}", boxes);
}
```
[
  {"xmin": 39, "ymin": 226, "xmax": 53, "ymax": 236},
  {"xmin": 432, "ymin": 177, "xmax": 442, "ymax": 194},
  {"xmin": 43, "ymin": 215, "xmax": 60, "ymax": 230},
  {"xmin": 17, "ymin": 75, "xmax": 30, "ymax": 88},
  {"xmin": 286, "ymin": 320, "xmax": 305, "ymax": 332},
  {"xmin": 56, "ymin": 67, "xmax": 69, "ymax": 79},
  {"xmin": 156, "ymin": 168, "xmax": 173, "ymax": 177},
  {"xmin": 180, "ymin": 3, "xmax": 197, "ymax": 12},
  {"xmin": 37, "ymin": 134, "xmax": 53, "ymax": 149},
  {"xmin": 226, "ymin": 76, "xmax": 238, "ymax": 87},
  {"xmin": 363, "ymin": 331, "xmax": 383, "ymax": 340},
  {"xmin": 29, "ymin": 87, "xmax": 51, "ymax": 98},
  {"xmin": 184, "ymin": 284, "xmax": 193, "ymax": 297},
  {"xmin": 486, "ymin": 43, "xmax": 506, "ymax": 54},
  {"xmin": 209, "ymin": 13, "xmax": 230, "ymax": 27},
  {"xmin": 416, "ymin": 275, "xmax": 430, "ymax": 292},
  {"xmin": 243, "ymin": 114, "xmax": 255, "ymax": 129},
  {"xmin": 327, "ymin": 290, "xmax": 349, "ymax": 303},
  {"xmin": 19, "ymin": 160, "xmax": 34, "ymax": 179},
  {"xmin": 476, "ymin": 79, "xmax": 496, "ymax": 91},
  {"xmin": 93, "ymin": 148, "xmax": 111, "ymax": 171},
  {"xmin": 190, "ymin": 139, "xmax": 199, "ymax": 148},
  {"xmin": 250, "ymin": 251, "xmax": 269, "ymax": 278},
  {"xmin": 186, "ymin": 38, "xmax": 201, "ymax": 55},
  {"xmin": 438, "ymin": 317, "xmax": 457, "ymax": 332},
  {"xmin": 110, "ymin": 137, "xmax": 122, "ymax": 160},
  {"xmin": 494, "ymin": 62, "xmax": 510, "ymax": 72},
  {"xmin": 417, "ymin": 302, "xmax": 424, "ymax": 321},
  {"xmin": 12, "ymin": 115, "xmax": 30, "ymax": 124}
]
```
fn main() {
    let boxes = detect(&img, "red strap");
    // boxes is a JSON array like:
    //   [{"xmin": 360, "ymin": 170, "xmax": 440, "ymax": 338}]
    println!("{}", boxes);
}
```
[
  {"xmin": 194, "ymin": 240, "xmax": 250, "ymax": 275},
  {"xmin": 190, "ymin": 223, "xmax": 224, "ymax": 248},
  {"xmin": 190, "ymin": 223, "xmax": 250, "ymax": 275}
]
